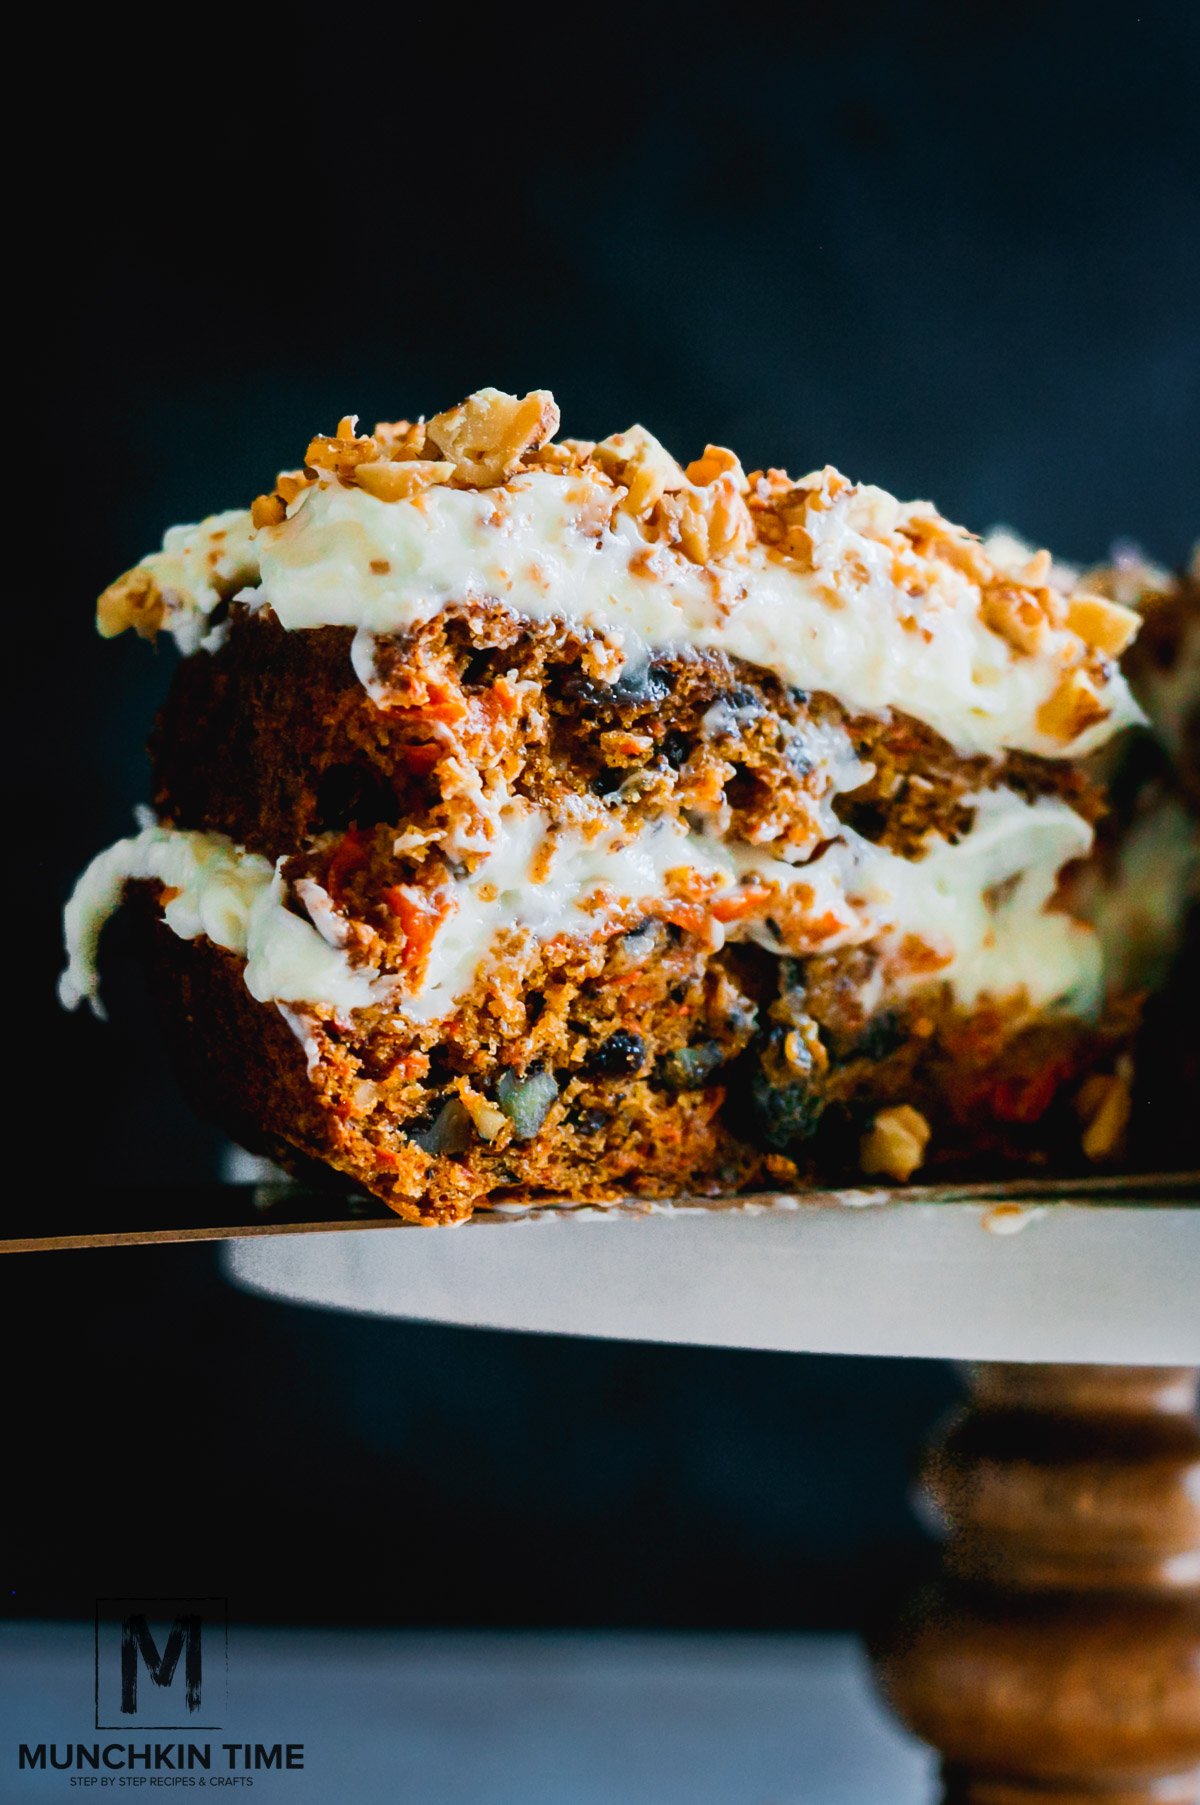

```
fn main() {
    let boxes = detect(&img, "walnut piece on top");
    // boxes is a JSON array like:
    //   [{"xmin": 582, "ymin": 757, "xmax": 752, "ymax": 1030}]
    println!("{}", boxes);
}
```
[
  {"xmin": 97, "ymin": 568, "xmax": 165, "ymax": 641},
  {"xmin": 427, "ymin": 388, "xmax": 560, "ymax": 487}
]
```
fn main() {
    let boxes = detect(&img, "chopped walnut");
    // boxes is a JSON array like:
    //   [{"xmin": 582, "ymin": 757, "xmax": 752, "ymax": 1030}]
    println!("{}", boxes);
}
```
[
  {"xmin": 454, "ymin": 1078, "xmax": 509, "ymax": 1144},
  {"xmin": 354, "ymin": 460, "xmax": 455, "ymax": 502},
  {"xmin": 304, "ymin": 418, "xmax": 382, "ymax": 479},
  {"xmin": 1019, "ymin": 548, "xmax": 1053, "ymax": 587},
  {"xmin": 276, "ymin": 472, "xmax": 310, "ymax": 505},
  {"xmin": 593, "ymin": 426, "xmax": 687, "ymax": 518},
  {"xmin": 96, "ymin": 567, "xmax": 165, "ymax": 641},
  {"xmin": 251, "ymin": 492, "xmax": 287, "ymax": 529},
  {"xmin": 530, "ymin": 437, "xmax": 597, "ymax": 474},
  {"xmin": 372, "ymin": 419, "xmax": 429, "ymax": 461},
  {"xmin": 252, "ymin": 468, "xmax": 315, "ymax": 528},
  {"xmin": 661, "ymin": 489, "xmax": 714, "ymax": 564},
  {"xmin": 1076, "ymin": 1068, "xmax": 1132, "ymax": 1162},
  {"xmin": 859, "ymin": 1104, "xmax": 931, "ymax": 1182},
  {"xmin": 426, "ymin": 388, "xmax": 560, "ymax": 487},
  {"xmin": 981, "ymin": 583, "xmax": 1053, "ymax": 655},
  {"xmin": 1036, "ymin": 667, "xmax": 1109, "ymax": 742},
  {"xmin": 686, "ymin": 445, "xmax": 748, "ymax": 492},
  {"xmin": 900, "ymin": 512, "xmax": 994, "ymax": 586},
  {"xmin": 704, "ymin": 477, "xmax": 753, "ymax": 558},
  {"xmin": 1066, "ymin": 591, "xmax": 1141, "ymax": 658},
  {"xmin": 748, "ymin": 468, "xmax": 849, "ymax": 568},
  {"xmin": 655, "ymin": 470, "xmax": 752, "ymax": 565}
]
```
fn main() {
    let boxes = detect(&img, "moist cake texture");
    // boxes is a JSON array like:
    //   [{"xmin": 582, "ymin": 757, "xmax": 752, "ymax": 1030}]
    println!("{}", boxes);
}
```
[{"xmin": 61, "ymin": 389, "xmax": 1199, "ymax": 1219}]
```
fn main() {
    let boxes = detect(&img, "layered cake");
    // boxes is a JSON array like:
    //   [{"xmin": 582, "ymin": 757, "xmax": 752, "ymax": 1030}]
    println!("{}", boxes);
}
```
[{"xmin": 60, "ymin": 389, "xmax": 1198, "ymax": 1220}]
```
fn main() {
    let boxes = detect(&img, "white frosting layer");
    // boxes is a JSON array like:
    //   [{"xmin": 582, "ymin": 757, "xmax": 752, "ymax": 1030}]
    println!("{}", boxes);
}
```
[
  {"xmin": 137, "ymin": 466, "xmax": 1140, "ymax": 760},
  {"xmin": 410, "ymin": 787, "xmax": 1099, "ymax": 1023},
  {"xmin": 58, "ymin": 824, "xmax": 389, "ymax": 1020},
  {"xmin": 61, "ymin": 786, "xmax": 1103, "ymax": 1033},
  {"xmin": 143, "ymin": 510, "xmax": 259, "ymax": 654}
]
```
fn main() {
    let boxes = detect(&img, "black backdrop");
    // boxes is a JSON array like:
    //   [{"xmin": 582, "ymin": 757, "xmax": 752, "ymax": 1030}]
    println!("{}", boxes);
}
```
[{"xmin": 9, "ymin": 1, "xmax": 1197, "ymax": 1628}]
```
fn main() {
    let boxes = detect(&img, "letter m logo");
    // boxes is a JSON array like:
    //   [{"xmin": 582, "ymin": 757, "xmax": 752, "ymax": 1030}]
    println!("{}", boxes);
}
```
[
  {"xmin": 121, "ymin": 1613, "xmax": 202, "ymax": 1714},
  {"xmin": 96, "ymin": 1599, "xmax": 227, "ymax": 1729}
]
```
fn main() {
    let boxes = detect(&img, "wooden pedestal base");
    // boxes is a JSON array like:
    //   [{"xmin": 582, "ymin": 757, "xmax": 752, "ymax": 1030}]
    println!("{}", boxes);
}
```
[{"xmin": 873, "ymin": 1366, "xmax": 1200, "ymax": 1802}]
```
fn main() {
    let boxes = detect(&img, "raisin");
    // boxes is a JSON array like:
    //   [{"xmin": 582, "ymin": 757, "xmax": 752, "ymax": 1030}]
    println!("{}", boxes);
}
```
[
  {"xmin": 748, "ymin": 1027, "xmax": 825, "ymax": 1151},
  {"xmin": 613, "ymin": 663, "xmax": 671, "ymax": 703},
  {"xmin": 571, "ymin": 1108, "xmax": 610, "ymax": 1135},
  {"xmin": 751, "ymin": 1069, "xmax": 825, "ymax": 1151},
  {"xmin": 586, "ymin": 1030, "xmax": 646, "ymax": 1076}
]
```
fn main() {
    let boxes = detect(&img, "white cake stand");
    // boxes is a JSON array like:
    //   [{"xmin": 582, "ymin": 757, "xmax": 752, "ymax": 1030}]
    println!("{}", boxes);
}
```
[
  {"xmin": 225, "ymin": 1186, "xmax": 1200, "ymax": 1365},
  {"xmin": 227, "ymin": 1183, "xmax": 1200, "ymax": 1797}
]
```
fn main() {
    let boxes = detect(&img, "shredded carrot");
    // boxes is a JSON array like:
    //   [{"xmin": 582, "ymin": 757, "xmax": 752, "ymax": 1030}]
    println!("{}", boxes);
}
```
[
  {"xmin": 801, "ymin": 910, "xmax": 849, "ymax": 943},
  {"xmin": 711, "ymin": 883, "xmax": 772, "ymax": 924},
  {"xmin": 658, "ymin": 901, "xmax": 709, "ymax": 936},
  {"xmin": 479, "ymin": 677, "xmax": 522, "ymax": 722},
  {"xmin": 608, "ymin": 967, "xmax": 658, "ymax": 991},
  {"xmin": 326, "ymin": 828, "xmax": 369, "ymax": 903},
  {"xmin": 397, "ymin": 739, "xmax": 443, "ymax": 774},
  {"xmin": 983, "ymin": 1068, "xmax": 1068, "ymax": 1124},
  {"xmin": 415, "ymin": 679, "xmax": 468, "ymax": 725},
  {"xmin": 382, "ymin": 884, "xmax": 454, "ymax": 977},
  {"xmin": 895, "ymin": 933, "xmax": 954, "ymax": 976},
  {"xmin": 963, "ymin": 1058, "xmax": 1076, "ymax": 1125}
]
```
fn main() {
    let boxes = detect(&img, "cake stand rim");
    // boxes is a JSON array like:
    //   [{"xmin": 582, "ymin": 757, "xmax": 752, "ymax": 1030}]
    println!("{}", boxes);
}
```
[{"xmin": 222, "ymin": 1197, "xmax": 1200, "ymax": 1365}]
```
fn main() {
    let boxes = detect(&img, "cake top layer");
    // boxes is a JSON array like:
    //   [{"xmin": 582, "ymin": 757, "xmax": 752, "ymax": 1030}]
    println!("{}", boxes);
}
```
[{"xmin": 96, "ymin": 385, "xmax": 1144, "ymax": 760}]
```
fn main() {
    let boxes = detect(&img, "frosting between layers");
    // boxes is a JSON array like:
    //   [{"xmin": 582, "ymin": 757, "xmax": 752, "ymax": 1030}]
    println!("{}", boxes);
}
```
[
  {"xmin": 141, "ymin": 510, "xmax": 259, "ymax": 655},
  {"xmin": 58, "ymin": 825, "xmax": 389, "ymax": 1019},
  {"xmin": 405, "ymin": 787, "xmax": 1100, "ymax": 1023},
  {"xmin": 60, "ymin": 785, "xmax": 1103, "ymax": 1035},
  {"xmin": 131, "ymin": 467, "xmax": 1141, "ymax": 761}
]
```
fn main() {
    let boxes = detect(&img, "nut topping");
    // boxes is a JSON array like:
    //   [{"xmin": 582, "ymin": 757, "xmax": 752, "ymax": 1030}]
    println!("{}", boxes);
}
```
[
  {"xmin": 426, "ymin": 387, "xmax": 560, "ymax": 487},
  {"xmin": 859, "ymin": 1104, "xmax": 932, "ymax": 1182}
]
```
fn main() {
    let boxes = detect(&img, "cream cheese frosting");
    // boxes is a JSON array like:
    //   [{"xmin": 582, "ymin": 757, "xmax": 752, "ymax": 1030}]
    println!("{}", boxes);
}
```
[
  {"xmin": 60, "ymin": 785, "xmax": 1102, "ymax": 1036},
  {"xmin": 112, "ymin": 396, "xmax": 1143, "ymax": 763},
  {"xmin": 58, "ymin": 824, "xmax": 390, "ymax": 1020},
  {"xmin": 70, "ymin": 390, "xmax": 1155, "ymax": 1056},
  {"xmin": 405, "ymin": 787, "xmax": 1100, "ymax": 1024}
]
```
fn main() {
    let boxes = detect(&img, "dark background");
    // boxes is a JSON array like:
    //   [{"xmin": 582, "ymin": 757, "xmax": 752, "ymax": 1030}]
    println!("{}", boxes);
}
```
[{"xmin": 8, "ymin": 2, "xmax": 1197, "ymax": 1628}]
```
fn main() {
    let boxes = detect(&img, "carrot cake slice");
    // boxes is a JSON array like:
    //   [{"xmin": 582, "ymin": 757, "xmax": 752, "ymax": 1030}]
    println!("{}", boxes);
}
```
[{"xmin": 60, "ymin": 388, "xmax": 1198, "ymax": 1219}]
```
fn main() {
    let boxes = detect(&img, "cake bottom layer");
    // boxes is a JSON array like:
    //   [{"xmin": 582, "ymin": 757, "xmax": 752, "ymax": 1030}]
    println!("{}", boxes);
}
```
[{"xmin": 132, "ymin": 886, "xmax": 1155, "ymax": 1224}]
